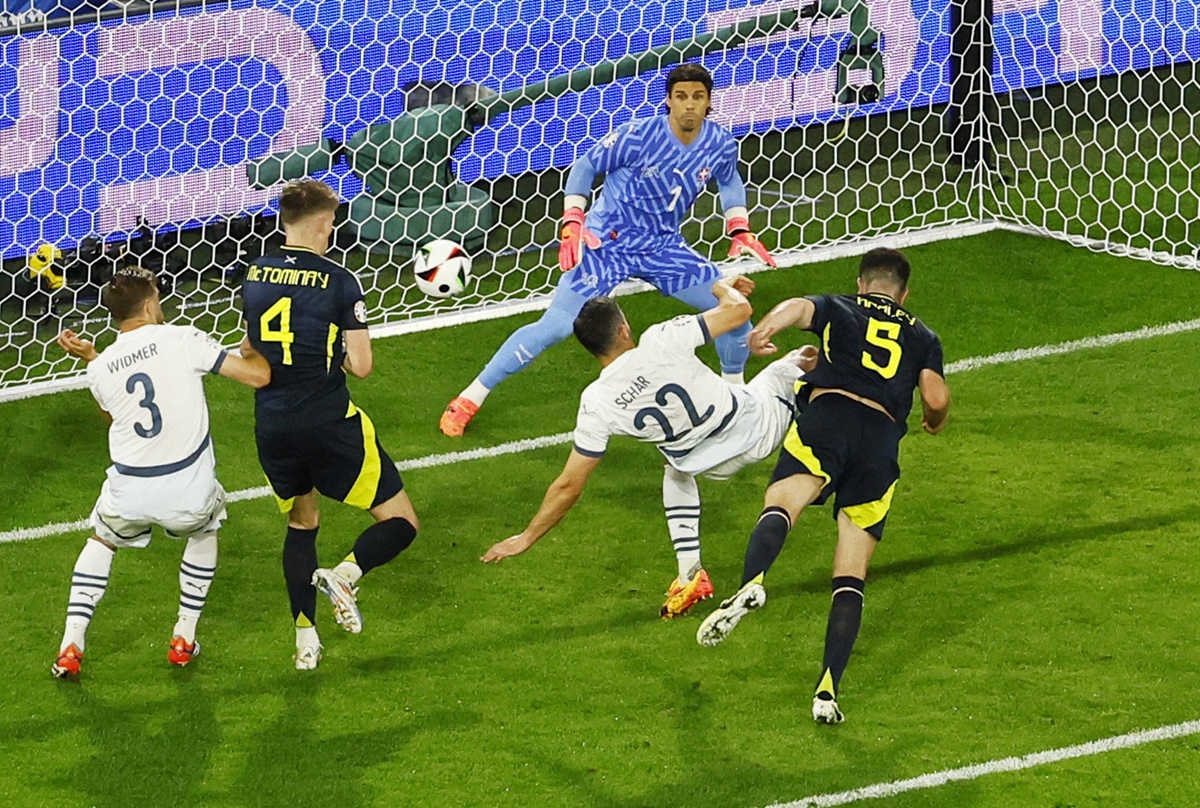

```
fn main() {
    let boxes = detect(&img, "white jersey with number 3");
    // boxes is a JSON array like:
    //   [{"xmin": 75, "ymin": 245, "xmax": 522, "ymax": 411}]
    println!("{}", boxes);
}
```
[
  {"xmin": 86, "ymin": 324, "xmax": 228, "ymax": 521},
  {"xmin": 573, "ymin": 315, "xmax": 798, "ymax": 476}
]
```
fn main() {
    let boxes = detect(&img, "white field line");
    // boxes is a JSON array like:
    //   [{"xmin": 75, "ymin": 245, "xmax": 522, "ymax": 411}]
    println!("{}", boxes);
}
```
[
  {"xmin": 768, "ymin": 719, "xmax": 1200, "ymax": 808},
  {"xmin": 3, "ymin": 315, "xmax": 1200, "ymax": 546},
  {"xmin": 0, "ymin": 431, "xmax": 573, "ymax": 545}
]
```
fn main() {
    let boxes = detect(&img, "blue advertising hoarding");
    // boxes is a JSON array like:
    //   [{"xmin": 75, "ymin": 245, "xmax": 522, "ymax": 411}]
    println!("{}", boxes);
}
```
[{"xmin": 0, "ymin": 0, "xmax": 1193, "ymax": 258}]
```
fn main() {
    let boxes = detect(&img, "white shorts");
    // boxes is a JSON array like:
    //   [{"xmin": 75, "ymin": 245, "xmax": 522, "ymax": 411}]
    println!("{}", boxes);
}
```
[
  {"xmin": 90, "ymin": 463, "xmax": 227, "ymax": 548},
  {"xmin": 668, "ymin": 355, "xmax": 803, "ymax": 481}
]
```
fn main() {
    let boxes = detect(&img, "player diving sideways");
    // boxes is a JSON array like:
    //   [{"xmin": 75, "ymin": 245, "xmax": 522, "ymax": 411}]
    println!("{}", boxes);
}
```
[
  {"xmin": 440, "ymin": 63, "xmax": 775, "ymax": 437},
  {"xmin": 482, "ymin": 278, "xmax": 816, "ymax": 618}
]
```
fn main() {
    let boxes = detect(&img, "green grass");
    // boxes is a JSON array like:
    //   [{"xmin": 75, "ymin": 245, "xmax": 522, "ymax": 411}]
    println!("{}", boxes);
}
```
[{"xmin": 1, "ymin": 230, "xmax": 1200, "ymax": 806}]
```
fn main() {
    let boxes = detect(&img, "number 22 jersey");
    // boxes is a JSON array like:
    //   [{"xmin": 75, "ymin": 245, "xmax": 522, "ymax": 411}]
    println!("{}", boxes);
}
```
[{"xmin": 572, "ymin": 315, "xmax": 752, "ymax": 471}]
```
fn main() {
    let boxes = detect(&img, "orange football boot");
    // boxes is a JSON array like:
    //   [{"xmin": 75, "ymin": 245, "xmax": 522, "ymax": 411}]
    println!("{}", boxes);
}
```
[
  {"xmin": 660, "ymin": 569, "xmax": 715, "ymax": 619},
  {"xmin": 168, "ymin": 636, "xmax": 201, "ymax": 667},
  {"xmin": 51, "ymin": 644, "xmax": 83, "ymax": 679}
]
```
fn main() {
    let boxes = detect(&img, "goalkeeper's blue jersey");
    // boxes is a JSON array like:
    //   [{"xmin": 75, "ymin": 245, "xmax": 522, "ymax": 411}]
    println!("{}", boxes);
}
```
[{"xmin": 583, "ymin": 115, "xmax": 741, "ymax": 248}]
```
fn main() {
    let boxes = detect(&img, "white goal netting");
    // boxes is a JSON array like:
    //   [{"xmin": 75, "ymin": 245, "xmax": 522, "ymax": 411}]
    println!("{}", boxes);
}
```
[{"xmin": 0, "ymin": 0, "xmax": 1195, "ymax": 396}]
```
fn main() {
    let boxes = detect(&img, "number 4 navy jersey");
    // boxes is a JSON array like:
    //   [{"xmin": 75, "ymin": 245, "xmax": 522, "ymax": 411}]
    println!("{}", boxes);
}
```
[
  {"xmin": 800, "ymin": 293, "xmax": 944, "ymax": 430},
  {"xmin": 241, "ymin": 245, "xmax": 369, "ymax": 428}
]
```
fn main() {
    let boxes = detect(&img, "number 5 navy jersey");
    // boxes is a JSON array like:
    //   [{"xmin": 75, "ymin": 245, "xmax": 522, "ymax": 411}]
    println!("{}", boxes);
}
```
[
  {"xmin": 800, "ymin": 293, "xmax": 944, "ymax": 429},
  {"xmin": 241, "ymin": 245, "xmax": 369, "ymax": 428}
]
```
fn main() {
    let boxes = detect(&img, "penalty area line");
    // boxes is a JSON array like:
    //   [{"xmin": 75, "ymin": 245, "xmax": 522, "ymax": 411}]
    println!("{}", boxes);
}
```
[
  {"xmin": 767, "ymin": 719, "xmax": 1200, "ymax": 807},
  {"xmin": 3, "ymin": 316, "xmax": 1200, "ymax": 546}
]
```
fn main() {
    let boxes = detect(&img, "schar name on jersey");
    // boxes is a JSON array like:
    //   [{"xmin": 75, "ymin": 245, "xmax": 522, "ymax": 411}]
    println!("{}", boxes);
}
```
[
  {"xmin": 104, "ymin": 343, "xmax": 158, "ymax": 374},
  {"xmin": 614, "ymin": 375, "xmax": 652, "ymax": 409}
]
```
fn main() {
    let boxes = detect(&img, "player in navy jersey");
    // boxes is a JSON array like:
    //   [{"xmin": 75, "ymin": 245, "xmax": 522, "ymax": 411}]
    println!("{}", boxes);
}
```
[
  {"xmin": 241, "ymin": 179, "xmax": 420, "ymax": 670},
  {"xmin": 696, "ymin": 248, "xmax": 951, "ymax": 725},
  {"xmin": 440, "ymin": 63, "xmax": 775, "ymax": 436}
]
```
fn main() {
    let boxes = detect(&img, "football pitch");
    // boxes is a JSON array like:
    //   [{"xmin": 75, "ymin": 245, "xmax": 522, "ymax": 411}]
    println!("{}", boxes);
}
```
[{"xmin": 1, "ymin": 230, "xmax": 1199, "ymax": 807}]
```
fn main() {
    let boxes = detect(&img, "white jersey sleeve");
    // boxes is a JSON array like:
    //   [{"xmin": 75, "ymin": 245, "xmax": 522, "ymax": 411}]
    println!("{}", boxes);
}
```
[
  {"xmin": 638, "ymin": 315, "xmax": 711, "ymax": 357},
  {"xmin": 572, "ymin": 388, "xmax": 612, "ymax": 458},
  {"xmin": 181, "ymin": 325, "xmax": 229, "ymax": 375}
]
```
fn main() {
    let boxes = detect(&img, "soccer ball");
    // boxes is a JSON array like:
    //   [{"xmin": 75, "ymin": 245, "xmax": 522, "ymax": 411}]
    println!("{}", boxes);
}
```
[{"xmin": 413, "ymin": 239, "xmax": 472, "ymax": 298}]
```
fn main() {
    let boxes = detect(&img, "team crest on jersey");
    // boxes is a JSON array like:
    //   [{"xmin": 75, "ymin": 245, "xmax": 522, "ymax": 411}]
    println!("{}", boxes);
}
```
[
  {"xmin": 641, "ymin": 165, "xmax": 660, "ymax": 178},
  {"xmin": 354, "ymin": 300, "xmax": 368, "ymax": 323},
  {"xmin": 697, "ymin": 167, "xmax": 711, "ymax": 184}
]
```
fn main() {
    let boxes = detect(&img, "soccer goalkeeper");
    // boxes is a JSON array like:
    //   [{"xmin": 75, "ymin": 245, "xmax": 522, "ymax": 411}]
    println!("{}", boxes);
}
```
[{"xmin": 440, "ymin": 63, "xmax": 775, "ymax": 436}]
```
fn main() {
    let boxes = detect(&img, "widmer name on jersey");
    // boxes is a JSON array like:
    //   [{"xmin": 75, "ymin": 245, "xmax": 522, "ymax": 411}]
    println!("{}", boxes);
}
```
[{"xmin": 105, "ymin": 343, "xmax": 159, "ymax": 374}]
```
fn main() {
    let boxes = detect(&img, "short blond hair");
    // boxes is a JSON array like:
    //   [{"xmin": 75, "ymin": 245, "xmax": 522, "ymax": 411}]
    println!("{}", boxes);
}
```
[{"xmin": 278, "ymin": 179, "xmax": 340, "ymax": 226}]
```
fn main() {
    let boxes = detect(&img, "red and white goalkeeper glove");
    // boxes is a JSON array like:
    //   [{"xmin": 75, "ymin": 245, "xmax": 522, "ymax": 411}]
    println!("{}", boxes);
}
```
[
  {"xmin": 726, "ymin": 216, "xmax": 776, "ymax": 267},
  {"xmin": 558, "ymin": 207, "xmax": 601, "ymax": 271}
]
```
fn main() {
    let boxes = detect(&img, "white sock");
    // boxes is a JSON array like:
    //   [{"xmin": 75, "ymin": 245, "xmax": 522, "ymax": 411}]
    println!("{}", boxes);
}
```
[
  {"xmin": 460, "ymin": 378, "xmax": 491, "ymax": 407},
  {"xmin": 662, "ymin": 466, "xmax": 702, "ymax": 582},
  {"xmin": 721, "ymin": 371, "xmax": 745, "ymax": 385},
  {"xmin": 296, "ymin": 625, "xmax": 319, "ymax": 649},
  {"xmin": 61, "ymin": 538, "xmax": 115, "ymax": 652},
  {"xmin": 173, "ymin": 532, "xmax": 218, "ymax": 643},
  {"xmin": 332, "ymin": 559, "xmax": 363, "ymax": 586}
]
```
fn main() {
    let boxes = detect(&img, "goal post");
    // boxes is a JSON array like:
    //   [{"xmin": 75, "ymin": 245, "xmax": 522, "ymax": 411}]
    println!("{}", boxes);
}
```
[{"xmin": 0, "ymin": 0, "xmax": 1195, "ymax": 400}]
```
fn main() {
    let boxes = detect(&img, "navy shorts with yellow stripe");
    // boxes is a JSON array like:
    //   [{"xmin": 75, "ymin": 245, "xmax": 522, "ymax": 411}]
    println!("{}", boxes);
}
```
[
  {"xmin": 770, "ymin": 393, "xmax": 900, "ymax": 539},
  {"xmin": 256, "ymin": 402, "xmax": 404, "ymax": 513}
]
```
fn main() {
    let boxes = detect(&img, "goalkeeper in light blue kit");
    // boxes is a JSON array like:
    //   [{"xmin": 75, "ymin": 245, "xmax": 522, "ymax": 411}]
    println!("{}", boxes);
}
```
[{"xmin": 440, "ymin": 63, "xmax": 775, "ymax": 436}]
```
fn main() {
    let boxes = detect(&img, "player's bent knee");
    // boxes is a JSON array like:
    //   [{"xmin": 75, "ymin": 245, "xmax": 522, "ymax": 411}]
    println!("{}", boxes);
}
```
[{"xmin": 371, "ymin": 490, "xmax": 419, "ymax": 531}]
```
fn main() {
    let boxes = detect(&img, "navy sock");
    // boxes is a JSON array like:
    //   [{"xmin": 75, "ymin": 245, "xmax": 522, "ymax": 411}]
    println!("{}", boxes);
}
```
[
  {"xmin": 283, "ymin": 527, "xmax": 319, "ymax": 626},
  {"xmin": 815, "ymin": 576, "xmax": 866, "ymax": 698},
  {"xmin": 741, "ymin": 506, "xmax": 792, "ymax": 585},
  {"xmin": 351, "ymin": 518, "xmax": 417, "ymax": 576}
]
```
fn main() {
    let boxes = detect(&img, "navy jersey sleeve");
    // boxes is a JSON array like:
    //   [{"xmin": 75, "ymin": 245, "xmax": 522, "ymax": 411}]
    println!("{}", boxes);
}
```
[
  {"xmin": 584, "ymin": 120, "xmax": 643, "ymax": 176},
  {"xmin": 923, "ymin": 332, "xmax": 945, "ymax": 376},
  {"xmin": 339, "ymin": 273, "xmax": 368, "ymax": 331},
  {"xmin": 804, "ymin": 295, "xmax": 834, "ymax": 334}
]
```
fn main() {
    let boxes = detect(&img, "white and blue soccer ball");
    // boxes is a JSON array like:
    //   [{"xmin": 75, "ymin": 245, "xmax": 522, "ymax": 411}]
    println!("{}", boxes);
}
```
[{"xmin": 413, "ymin": 239, "xmax": 472, "ymax": 298}]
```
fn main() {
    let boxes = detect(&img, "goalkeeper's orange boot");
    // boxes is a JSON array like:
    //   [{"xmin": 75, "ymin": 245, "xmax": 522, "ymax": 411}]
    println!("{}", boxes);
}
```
[
  {"xmin": 51, "ymin": 644, "xmax": 83, "ymax": 679},
  {"xmin": 167, "ymin": 636, "xmax": 201, "ymax": 667},
  {"xmin": 660, "ymin": 569, "xmax": 714, "ymax": 619},
  {"xmin": 439, "ymin": 396, "xmax": 479, "ymax": 437}
]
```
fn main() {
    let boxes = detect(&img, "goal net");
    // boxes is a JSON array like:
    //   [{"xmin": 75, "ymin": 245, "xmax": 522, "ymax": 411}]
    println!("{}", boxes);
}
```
[{"xmin": 0, "ymin": 0, "xmax": 1194, "ymax": 397}]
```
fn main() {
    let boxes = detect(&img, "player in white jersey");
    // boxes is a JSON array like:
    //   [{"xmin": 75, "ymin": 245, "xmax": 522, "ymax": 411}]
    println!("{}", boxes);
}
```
[
  {"xmin": 51, "ymin": 267, "xmax": 270, "ymax": 679},
  {"xmin": 482, "ymin": 278, "xmax": 815, "ymax": 618}
]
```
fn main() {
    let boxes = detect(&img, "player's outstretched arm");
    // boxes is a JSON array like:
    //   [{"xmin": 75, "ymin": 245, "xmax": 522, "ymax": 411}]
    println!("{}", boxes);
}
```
[
  {"xmin": 342, "ymin": 329, "xmax": 374, "ymax": 379},
  {"xmin": 57, "ymin": 330, "xmax": 113, "ymax": 423},
  {"xmin": 481, "ymin": 449, "xmax": 603, "ymax": 562},
  {"xmin": 57, "ymin": 329, "xmax": 98, "ymax": 363},
  {"xmin": 699, "ymin": 277, "xmax": 754, "ymax": 340},
  {"xmin": 919, "ymin": 369, "xmax": 951, "ymax": 434},
  {"xmin": 216, "ymin": 337, "xmax": 272, "ymax": 389},
  {"xmin": 748, "ymin": 297, "xmax": 816, "ymax": 356}
]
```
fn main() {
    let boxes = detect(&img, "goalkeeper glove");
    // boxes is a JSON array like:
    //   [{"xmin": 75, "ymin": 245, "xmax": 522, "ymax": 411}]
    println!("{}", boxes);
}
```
[
  {"xmin": 726, "ymin": 217, "xmax": 776, "ymax": 267},
  {"xmin": 558, "ymin": 207, "xmax": 601, "ymax": 272}
]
